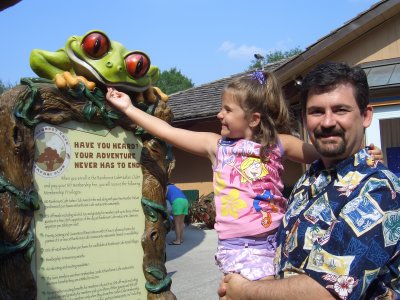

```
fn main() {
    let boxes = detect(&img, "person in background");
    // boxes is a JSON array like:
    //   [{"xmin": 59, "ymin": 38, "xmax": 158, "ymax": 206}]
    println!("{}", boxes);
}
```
[
  {"xmin": 218, "ymin": 62, "xmax": 399, "ymax": 299},
  {"xmin": 166, "ymin": 183, "xmax": 189, "ymax": 245},
  {"xmin": 106, "ymin": 69, "xmax": 383, "ymax": 282}
]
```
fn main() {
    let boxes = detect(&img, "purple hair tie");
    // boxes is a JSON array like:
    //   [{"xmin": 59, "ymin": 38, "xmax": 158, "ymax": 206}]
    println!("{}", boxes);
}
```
[{"xmin": 249, "ymin": 70, "xmax": 267, "ymax": 85}]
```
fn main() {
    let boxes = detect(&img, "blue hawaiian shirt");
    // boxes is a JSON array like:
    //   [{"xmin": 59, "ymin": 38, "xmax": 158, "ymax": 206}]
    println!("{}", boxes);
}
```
[{"xmin": 275, "ymin": 148, "xmax": 400, "ymax": 299}]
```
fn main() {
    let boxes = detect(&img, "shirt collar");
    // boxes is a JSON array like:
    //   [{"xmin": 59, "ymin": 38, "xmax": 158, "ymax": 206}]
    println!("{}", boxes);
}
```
[{"xmin": 308, "ymin": 147, "xmax": 371, "ymax": 178}]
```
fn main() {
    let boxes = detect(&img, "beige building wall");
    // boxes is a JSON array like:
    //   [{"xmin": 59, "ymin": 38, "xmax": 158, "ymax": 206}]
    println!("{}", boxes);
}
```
[
  {"xmin": 327, "ymin": 15, "xmax": 400, "ymax": 64},
  {"xmin": 169, "ymin": 119, "xmax": 217, "ymax": 196}
]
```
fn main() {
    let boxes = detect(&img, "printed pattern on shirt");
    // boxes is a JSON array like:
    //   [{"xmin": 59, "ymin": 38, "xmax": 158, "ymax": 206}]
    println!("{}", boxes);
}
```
[
  {"xmin": 213, "ymin": 138, "xmax": 287, "ymax": 239},
  {"xmin": 275, "ymin": 148, "xmax": 400, "ymax": 300}
]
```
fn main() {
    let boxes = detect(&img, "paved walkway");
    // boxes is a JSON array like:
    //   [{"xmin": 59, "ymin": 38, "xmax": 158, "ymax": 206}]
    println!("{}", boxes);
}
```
[{"xmin": 165, "ymin": 224, "xmax": 221, "ymax": 300}]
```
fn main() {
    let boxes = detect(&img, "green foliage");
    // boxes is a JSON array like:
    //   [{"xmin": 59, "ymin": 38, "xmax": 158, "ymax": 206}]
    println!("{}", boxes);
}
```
[
  {"xmin": 248, "ymin": 47, "xmax": 303, "ymax": 70},
  {"xmin": 251, "ymin": 60, "xmax": 264, "ymax": 70},
  {"xmin": 0, "ymin": 79, "xmax": 15, "ymax": 95},
  {"xmin": 266, "ymin": 47, "xmax": 303, "ymax": 63},
  {"xmin": 155, "ymin": 67, "xmax": 194, "ymax": 95}
]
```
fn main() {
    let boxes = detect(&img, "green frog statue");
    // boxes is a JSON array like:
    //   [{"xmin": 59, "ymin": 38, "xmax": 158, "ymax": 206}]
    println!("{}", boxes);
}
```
[{"xmin": 30, "ymin": 30, "xmax": 168, "ymax": 103}]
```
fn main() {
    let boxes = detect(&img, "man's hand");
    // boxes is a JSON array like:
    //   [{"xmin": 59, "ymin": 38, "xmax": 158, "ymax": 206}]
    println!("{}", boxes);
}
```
[{"xmin": 218, "ymin": 274, "xmax": 249, "ymax": 300}]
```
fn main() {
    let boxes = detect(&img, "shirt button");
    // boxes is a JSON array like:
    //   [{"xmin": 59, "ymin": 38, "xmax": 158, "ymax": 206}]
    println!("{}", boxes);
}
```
[{"xmin": 286, "ymin": 230, "xmax": 289, "ymax": 234}]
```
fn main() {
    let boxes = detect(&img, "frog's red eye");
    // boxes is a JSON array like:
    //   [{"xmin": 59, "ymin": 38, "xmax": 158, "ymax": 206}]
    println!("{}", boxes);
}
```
[
  {"xmin": 81, "ymin": 32, "xmax": 110, "ymax": 59},
  {"xmin": 125, "ymin": 52, "xmax": 150, "ymax": 79}
]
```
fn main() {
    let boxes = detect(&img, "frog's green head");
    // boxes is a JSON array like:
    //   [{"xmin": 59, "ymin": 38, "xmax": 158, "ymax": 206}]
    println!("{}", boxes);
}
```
[{"xmin": 66, "ymin": 30, "xmax": 159, "ymax": 92}]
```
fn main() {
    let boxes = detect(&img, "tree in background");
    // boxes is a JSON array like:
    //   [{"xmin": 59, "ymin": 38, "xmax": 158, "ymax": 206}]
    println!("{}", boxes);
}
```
[
  {"xmin": 156, "ymin": 67, "xmax": 194, "ymax": 95},
  {"xmin": 248, "ymin": 47, "xmax": 303, "ymax": 70},
  {"xmin": 0, "ymin": 80, "xmax": 14, "ymax": 95}
]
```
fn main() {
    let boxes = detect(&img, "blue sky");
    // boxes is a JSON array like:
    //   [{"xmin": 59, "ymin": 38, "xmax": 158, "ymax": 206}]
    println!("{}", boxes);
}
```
[{"xmin": 1, "ymin": 0, "xmax": 379, "ymax": 87}]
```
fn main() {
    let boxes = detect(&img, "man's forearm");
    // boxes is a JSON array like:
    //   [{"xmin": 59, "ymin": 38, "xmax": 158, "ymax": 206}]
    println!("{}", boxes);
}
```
[
  {"xmin": 252, "ymin": 275, "xmax": 333, "ymax": 300},
  {"xmin": 221, "ymin": 274, "xmax": 335, "ymax": 300}
]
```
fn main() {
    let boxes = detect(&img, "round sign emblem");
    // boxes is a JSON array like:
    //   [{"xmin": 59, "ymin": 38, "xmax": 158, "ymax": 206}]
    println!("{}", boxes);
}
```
[{"xmin": 34, "ymin": 124, "xmax": 71, "ymax": 178}]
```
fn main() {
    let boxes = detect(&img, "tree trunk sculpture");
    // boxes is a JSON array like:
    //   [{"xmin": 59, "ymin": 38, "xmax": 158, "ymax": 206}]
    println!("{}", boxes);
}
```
[{"xmin": 0, "ymin": 79, "xmax": 176, "ymax": 299}]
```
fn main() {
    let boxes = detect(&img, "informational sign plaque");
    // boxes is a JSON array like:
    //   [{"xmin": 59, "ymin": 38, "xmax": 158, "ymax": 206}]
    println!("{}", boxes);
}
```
[{"xmin": 32, "ymin": 121, "xmax": 146, "ymax": 299}]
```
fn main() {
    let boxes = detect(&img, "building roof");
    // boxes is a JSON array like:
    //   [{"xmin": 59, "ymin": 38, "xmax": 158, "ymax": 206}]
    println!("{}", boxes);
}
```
[{"xmin": 167, "ymin": 60, "xmax": 287, "ymax": 124}]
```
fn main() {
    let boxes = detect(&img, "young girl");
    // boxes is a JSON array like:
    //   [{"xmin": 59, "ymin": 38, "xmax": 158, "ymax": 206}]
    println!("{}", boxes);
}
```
[{"xmin": 106, "ymin": 70, "xmax": 380, "ymax": 281}]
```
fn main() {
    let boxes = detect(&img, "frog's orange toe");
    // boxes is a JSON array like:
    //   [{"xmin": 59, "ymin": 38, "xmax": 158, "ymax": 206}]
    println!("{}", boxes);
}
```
[
  {"xmin": 76, "ymin": 76, "xmax": 96, "ymax": 91},
  {"xmin": 63, "ymin": 71, "xmax": 79, "ymax": 87},
  {"xmin": 54, "ymin": 74, "xmax": 67, "ymax": 89},
  {"xmin": 86, "ymin": 81, "xmax": 96, "ymax": 91},
  {"xmin": 153, "ymin": 86, "xmax": 169, "ymax": 102}
]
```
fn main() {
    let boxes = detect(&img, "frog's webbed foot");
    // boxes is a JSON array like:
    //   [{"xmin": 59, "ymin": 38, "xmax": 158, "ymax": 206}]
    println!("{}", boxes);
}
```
[
  {"xmin": 54, "ymin": 71, "xmax": 96, "ymax": 91},
  {"xmin": 133, "ymin": 86, "xmax": 169, "ymax": 104}
]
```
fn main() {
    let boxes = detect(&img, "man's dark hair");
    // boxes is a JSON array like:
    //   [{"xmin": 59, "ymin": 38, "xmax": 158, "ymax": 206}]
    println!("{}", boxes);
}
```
[{"xmin": 300, "ymin": 62, "xmax": 370, "ymax": 114}]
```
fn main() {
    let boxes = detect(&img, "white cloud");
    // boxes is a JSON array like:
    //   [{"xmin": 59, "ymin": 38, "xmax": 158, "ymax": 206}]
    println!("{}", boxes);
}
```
[{"xmin": 218, "ymin": 41, "xmax": 265, "ymax": 60}]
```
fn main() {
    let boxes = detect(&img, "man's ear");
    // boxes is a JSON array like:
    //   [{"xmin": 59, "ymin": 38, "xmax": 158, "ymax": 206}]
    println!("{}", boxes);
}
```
[
  {"xmin": 250, "ymin": 112, "xmax": 261, "ymax": 128},
  {"xmin": 363, "ymin": 105, "xmax": 373, "ymax": 128}
]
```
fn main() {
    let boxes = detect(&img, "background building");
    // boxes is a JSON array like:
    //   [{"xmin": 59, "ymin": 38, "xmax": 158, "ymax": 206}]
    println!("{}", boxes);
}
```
[{"xmin": 168, "ymin": 0, "xmax": 400, "ymax": 197}]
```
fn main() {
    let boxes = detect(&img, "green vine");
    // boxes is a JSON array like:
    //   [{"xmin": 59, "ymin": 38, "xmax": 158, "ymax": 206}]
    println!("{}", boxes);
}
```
[
  {"xmin": 144, "ymin": 266, "xmax": 172, "ymax": 293},
  {"xmin": 141, "ymin": 197, "xmax": 168, "ymax": 222},
  {"xmin": 14, "ymin": 78, "xmax": 120, "ymax": 128},
  {"xmin": 80, "ymin": 83, "xmax": 119, "ymax": 127},
  {"xmin": 0, "ymin": 176, "xmax": 39, "ymax": 211},
  {"xmin": 0, "ymin": 230, "xmax": 35, "ymax": 261},
  {"xmin": 14, "ymin": 77, "xmax": 52, "ymax": 126}
]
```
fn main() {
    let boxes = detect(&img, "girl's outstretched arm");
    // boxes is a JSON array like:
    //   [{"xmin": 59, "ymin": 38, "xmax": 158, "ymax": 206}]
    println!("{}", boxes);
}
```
[
  {"xmin": 279, "ymin": 134, "xmax": 384, "ymax": 164},
  {"xmin": 106, "ymin": 88, "xmax": 220, "ymax": 163},
  {"xmin": 278, "ymin": 134, "xmax": 319, "ymax": 164}
]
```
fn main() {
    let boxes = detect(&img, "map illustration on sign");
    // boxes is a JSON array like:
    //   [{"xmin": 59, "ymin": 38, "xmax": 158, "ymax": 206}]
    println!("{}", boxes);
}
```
[{"xmin": 34, "ymin": 123, "xmax": 71, "ymax": 178}]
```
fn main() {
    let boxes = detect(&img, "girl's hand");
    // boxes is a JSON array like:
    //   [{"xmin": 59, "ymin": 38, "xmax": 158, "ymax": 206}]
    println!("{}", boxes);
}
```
[
  {"xmin": 368, "ymin": 143, "xmax": 384, "ymax": 163},
  {"xmin": 106, "ymin": 87, "xmax": 133, "ymax": 114}
]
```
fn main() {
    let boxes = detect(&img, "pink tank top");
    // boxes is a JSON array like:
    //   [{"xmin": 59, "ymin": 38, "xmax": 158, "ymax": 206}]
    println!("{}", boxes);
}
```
[{"xmin": 213, "ymin": 138, "xmax": 287, "ymax": 239}]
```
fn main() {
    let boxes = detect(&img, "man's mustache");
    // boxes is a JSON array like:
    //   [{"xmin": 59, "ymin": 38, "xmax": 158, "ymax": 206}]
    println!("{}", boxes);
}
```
[{"xmin": 314, "ymin": 128, "xmax": 344, "ymax": 139}]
